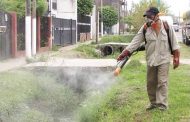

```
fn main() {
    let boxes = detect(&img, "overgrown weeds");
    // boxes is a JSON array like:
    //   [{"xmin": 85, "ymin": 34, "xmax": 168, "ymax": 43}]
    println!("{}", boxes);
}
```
[
  {"xmin": 76, "ymin": 60, "xmax": 190, "ymax": 122},
  {"xmin": 100, "ymin": 35, "xmax": 134, "ymax": 44},
  {"xmin": 0, "ymin": 69, "xmax": 81, "ymax": 121},
  {"xmin": 26, "ymin": 54, "xmax": 49, "ymax": 63},
  {"xmin": 76, "ymin": 35, "xmax": 135, "ymax": 59}
]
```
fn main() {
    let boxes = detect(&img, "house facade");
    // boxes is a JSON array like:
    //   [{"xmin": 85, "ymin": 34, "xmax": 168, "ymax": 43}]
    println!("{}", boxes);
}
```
[
  {"xmin": 0, "ymin": 0, "xmax": 78, "ymax": 60},
  {"xmin": 48, "ymin": 0, "xmax": 77, "ymax": 46}
]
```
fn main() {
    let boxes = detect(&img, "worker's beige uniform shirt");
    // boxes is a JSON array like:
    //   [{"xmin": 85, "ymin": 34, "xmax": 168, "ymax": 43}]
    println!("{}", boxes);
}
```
[{"xmin": 126, "ymin": 20, "xmax": 179, "ymax": 66}]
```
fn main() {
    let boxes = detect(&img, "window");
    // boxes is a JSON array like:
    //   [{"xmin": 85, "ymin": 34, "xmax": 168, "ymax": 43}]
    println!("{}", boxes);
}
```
[{"xmin": 52, "ymin": 0, "xmax": 57, "ymax": 10}]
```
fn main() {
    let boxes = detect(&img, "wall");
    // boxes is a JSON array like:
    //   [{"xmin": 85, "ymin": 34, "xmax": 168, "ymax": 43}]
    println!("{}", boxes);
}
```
[
  {"xmin": 112, "ymin": 23, "xmax": 119, "ymax": 34},
  {"xmin": 51, "ymin": 0, "xmax": 77, "ymax": 20},
  {"xmin": 50, "ymin": 0, "xmax": 77, "ymax": 44}
]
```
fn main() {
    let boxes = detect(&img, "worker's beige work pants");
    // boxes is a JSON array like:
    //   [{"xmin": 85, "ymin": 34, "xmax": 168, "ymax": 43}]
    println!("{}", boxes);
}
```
[{"xmin": 147, "ymin": 63, "xmax": 170, "ymax": 107}]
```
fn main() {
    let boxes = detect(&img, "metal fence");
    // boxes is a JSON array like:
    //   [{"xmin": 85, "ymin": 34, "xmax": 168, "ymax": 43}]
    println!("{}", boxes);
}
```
[
  {"xmin": 17, "ymin": 17, "xmax": 25, "ymax": 51},
  {"xmin": 40, "ymin": 17, "xmax": 50, "ymax": 47},
  {"xmin": 53, "ymin": 18, "xmax": 76, "ymax": 46},
  {"xmin": 17, "ymin": 16, "xmax": 50, "ymax": 50},
  {"xmin": 77, "ymin": 14, "xmax": 91, "ymax": 42},
  {"xmin": 0, "ymin": 11, "xmax": 11, "ymax": 60}
]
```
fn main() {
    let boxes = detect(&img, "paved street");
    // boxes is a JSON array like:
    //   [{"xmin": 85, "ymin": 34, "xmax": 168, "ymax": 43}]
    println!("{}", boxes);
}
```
[
  {"xmin": 175, "ymin": 29, "xmax": 183, "ymax": 42},
  {"xmin": 25, "ymin": 58, "xmax": 117, "ymax": 69},
  {"xmin": 176, "ymin": 29, "xmax": 183, "ymax": 42}
]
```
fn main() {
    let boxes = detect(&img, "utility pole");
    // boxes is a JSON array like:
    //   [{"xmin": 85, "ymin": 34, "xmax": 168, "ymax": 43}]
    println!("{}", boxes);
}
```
[
  {"xmin": 95, "ymin": 5, "xmax": 99, "ymax": 44},
  {"xmin": 101, "ymin": 0, "xmax": 103, "ymax": 37},
  {"xmin": 49, "ymin": 0, "xmax": 53, "ymax": 48},
  {"xmin": 32, "ymin": 0, "xmax": 36, "ymax": 55},
  {"xmin": 123, "ymin": 0, "xmax": 126, "ymax": 34},
  {"xmin": 118, "ymin": 0, "xmax": 121, "ymax": 35},
  {"xmin": 25, "ymin": 0, "xmax": 32, "ymax": 58}
]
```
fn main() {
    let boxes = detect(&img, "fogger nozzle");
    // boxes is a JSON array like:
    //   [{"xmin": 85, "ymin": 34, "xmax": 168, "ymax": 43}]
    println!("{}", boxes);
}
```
[{"xmin": 114, "ymin": 67, "xmax": 121, "ymax": 76}]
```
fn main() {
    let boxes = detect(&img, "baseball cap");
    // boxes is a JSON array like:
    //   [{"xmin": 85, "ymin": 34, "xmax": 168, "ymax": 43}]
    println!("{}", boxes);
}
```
[{"xmin": 143, "ymin": 7, "xmax": 159, "ymax": 17}]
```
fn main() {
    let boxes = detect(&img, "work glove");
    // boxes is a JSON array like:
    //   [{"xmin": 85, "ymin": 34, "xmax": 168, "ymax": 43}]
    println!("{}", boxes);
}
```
[
  {"xmin": 173, "ymin": 49, "xmax": 180, "ymax": 69},
  {"xmin": 117, "ymin": 49, "xmax": 130, "ymax": 61}
]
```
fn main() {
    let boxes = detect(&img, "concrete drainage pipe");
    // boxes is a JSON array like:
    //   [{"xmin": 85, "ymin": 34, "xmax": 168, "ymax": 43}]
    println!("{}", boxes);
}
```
[{"xmin": 102, "ymin": 45, "xmax": 114, "ymax": 56}]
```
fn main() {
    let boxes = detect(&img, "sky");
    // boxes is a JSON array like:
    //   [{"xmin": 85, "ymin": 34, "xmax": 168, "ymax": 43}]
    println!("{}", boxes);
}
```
[{"xmin": 127, "ymin": 0, "xmax": 190, "ymax": 16}]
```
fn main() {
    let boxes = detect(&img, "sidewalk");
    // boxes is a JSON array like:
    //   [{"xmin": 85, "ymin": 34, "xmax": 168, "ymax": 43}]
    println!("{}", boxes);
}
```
[
  {"xmin": 0, "ymin": 57, "xmax": 27, "ymax": 72},
  {"xmin": 0, "ymin": 40, "xmax": 95, "ymax": 72},
  {"xmin": 180, "ymin": 59, "xmax": 190, "ymax": 65},
  {"xmin": 26, "ymin": 58, "xmax": 117, "ymax": 69},
  {"xmin": 140, "ymin": 59, "xmax": 190, "ymax": 65}
]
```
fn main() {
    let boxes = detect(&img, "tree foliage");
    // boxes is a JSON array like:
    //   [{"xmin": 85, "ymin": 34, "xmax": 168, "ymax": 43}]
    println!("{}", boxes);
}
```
[
  {"xmin": 102, "ymin": 6, "xmax": 118, "ymax": 28},
  {"xmin": 36, "ymin": 0, "xmax": 48, "ymax": 16},
  {"xmin": 0, "ymin": 0, "xmax": 24, "ymax": 16},
  {"xmin": 1, "ymin": 0, "xmax": 47, "ymax": 17},
  {"xmin": 77, "ymin": 0, "xmax": 93, "ymax": 15},
  {"xmin": 0, "ymin": 0, "xmax": 5, "ymax": 10},
  {"xmin": 125, "ymin": 0, "xmax": 169, "ymax": 32}
]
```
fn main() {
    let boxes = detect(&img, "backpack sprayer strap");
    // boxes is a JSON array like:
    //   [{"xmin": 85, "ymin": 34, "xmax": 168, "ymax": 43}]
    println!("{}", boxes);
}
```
[
  {"xmin": 163, "ymin": 21, "xmax": 173, "ymax": 55},
  {"xmin": 143, "ymin": 21, "xmax": 173, "ymax": 55},
  {"xmin": 143, "ymin": 23, "xmax": 148, "ymax": 44}
]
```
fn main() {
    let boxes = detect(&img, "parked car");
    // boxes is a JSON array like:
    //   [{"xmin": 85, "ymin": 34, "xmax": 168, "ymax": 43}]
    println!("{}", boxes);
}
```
[
  {"xmin": 182, "ymin": 10, "xmax": 190, "ymax": 45},
  {"xmin": 173, "ymin": 23, "xmax": 179, "ymax": 32},
  {"xmin": 182, "ymin": 24, "xmax": 190, "ymax": 45}
]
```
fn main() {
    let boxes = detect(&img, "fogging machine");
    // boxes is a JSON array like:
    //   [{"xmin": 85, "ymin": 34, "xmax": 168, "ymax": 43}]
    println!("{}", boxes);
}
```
[{"xmin": 114, "ymin": 43, "xmax": 145, "ymax": 76}]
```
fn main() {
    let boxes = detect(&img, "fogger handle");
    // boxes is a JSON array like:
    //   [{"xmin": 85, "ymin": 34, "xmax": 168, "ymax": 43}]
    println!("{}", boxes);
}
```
[
  {"xmin": 114, "ymin": 56, "xmax": 130, "ymax": 76},
  {"xmin": 117, "ymin": 56, "xmax": 130, "ymax": 69},
  {"xmin": 114, "ymin": 43, "xmax": 145, "ymax": 76}
]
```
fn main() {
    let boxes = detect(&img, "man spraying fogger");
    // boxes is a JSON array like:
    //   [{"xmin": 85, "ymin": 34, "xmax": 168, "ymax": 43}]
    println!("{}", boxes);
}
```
[{"xmin": 116, "ymin": 7, "xmax": 180, "ymax": 111}]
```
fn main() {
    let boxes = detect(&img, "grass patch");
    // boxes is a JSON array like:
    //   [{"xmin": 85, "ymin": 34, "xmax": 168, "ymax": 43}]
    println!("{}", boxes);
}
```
[
  {"xmin": 75, "ymin": 37, "xmax": 190, "ymax": 122},
  {"xmin": 75, "ymin": 35, "xmax": 135, "ymax": 59},
  {"xmin": 75, "ymin": 44, "xmax": 102, "ymax": 58},
  {"xmin": 100, "ymin": 35, "xmax": 135, "ymax": 43},
  {"xmin": 0, "ymin": 70, "xmax": 42, "ymax": 121},
  {"xmin": 26, "ymin": 54, "xmax": 49, "ymax": 63},
  {"xmin": 75, "ymin": 43, "xmax": 122, "ymax": 59},
  {"xmin": 51, "ymin": 45, "xmax": 62, "ymax": 51},
  {"xmin": 75, "ymin": 35, "xmax": 145, "ymax": 59},
  {"xmin": 76, "ymin": 41, "xmax": 188, "ymax": 62},
  {"xmin": 75, "ymin": 43, "xmax": 146, "ymax": 60},
  {"xmin": 77, "ymin": 58, "xmax": 190, "ymax": 122},
  {"xmin": 0, "ymin": 69, "xmax": 82, "ymax": 121},
  {"xmin": 130, "ymin": 50, "xmax": 146, "ymax": 61},
  {"xmin": 10, "ymin": 109, "xmax": 53, "ymax": 122},
  {"xmin": 179, "ymin": 43, "xmax": 190, "ymax": 59}
]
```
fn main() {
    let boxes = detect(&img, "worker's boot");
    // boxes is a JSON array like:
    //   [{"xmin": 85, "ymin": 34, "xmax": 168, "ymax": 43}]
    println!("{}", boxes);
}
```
[
  {"xmin": 157, "ymin": 104, "xmax": 167, "ymax": 111},
  {"xmin": 146, "ymin": 103, "xmax": 157, "ymax": 111}
]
